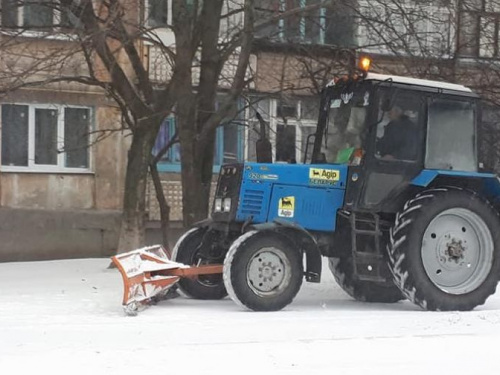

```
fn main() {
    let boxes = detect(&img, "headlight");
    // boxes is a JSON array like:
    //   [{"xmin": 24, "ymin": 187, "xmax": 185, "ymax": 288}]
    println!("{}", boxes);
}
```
[
  {"xmin": 214, "ymin": 198, "xmax": 222, "ymax": 212},
  {"xmin": 223, "ymin": 167, "xmax": 236, "ymax": 175},
  {"xmin": 223, "ymin": 198, "xmax": 231, "ymax": 212}
]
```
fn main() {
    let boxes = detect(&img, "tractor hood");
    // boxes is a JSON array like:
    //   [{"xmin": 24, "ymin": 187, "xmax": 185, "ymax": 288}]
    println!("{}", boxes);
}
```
[{"xmin": 234, "ymin": 162, "xmax": 348, "ymax": 231}]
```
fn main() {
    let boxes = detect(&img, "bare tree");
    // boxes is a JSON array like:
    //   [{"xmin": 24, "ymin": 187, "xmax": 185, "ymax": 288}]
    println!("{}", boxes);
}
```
[{"xmin": 0, "ymin": 0, "xmax": 257, "ymax": 252}]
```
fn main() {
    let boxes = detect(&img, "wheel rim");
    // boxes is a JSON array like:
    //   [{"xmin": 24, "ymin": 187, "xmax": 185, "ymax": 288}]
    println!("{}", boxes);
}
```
[
  {"xmin": 246, "ymin": 247, "xmax": 291, "ymax": 297},
  {"xmin": 421, "ymin": 208, "xmax": 494, "ymax": 295}
]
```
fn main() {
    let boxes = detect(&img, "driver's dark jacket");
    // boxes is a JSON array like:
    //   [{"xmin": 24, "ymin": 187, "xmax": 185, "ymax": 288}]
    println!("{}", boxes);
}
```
[{"xmin": 377, "ymin": 115, "xmax": 418, "ymax": 160}]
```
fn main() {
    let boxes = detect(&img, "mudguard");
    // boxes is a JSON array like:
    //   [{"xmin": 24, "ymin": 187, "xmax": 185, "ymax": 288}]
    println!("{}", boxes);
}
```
[{"xmin": 250, "ymin": 219, "xmax": 322, "ymax": 283}]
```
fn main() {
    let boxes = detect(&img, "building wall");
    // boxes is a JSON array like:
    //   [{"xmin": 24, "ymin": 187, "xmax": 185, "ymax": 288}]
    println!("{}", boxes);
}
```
[
  {"xmin": 0, "ymin": 207, "xmax": 122, "ymax": 261},
  {"xmin": 253, "ymin": 49, "xmax": 350, "ymax": 95},
  {"xmin": 93, "ymin": 108, "xmax": 129, "ymax": 210},
  {"xmin": 0, "ymin": 86, "xmax": 129, "ymax": 261},
  {"xmin": 0, "ymin": 89, "xmax": 127, "ymax": 210},
  {"xmin": 1, "ymin": 173, "xmax": 95, "ymax": 209}
]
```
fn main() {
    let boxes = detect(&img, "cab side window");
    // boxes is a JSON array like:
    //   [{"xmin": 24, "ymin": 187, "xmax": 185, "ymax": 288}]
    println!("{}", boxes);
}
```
[
  {"xmin": 375, "ymin": 93, "xmax": 422, "ymax": 161},
  {"xmin": 426, "ymin": 99, "xmax": 476, "ymax": 172}
]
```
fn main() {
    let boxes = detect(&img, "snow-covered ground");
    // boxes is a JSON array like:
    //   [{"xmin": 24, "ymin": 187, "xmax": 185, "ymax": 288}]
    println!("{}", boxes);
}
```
[{"xmin": 1, "ymin": 258, "xmax": 500, "ymax": 375}]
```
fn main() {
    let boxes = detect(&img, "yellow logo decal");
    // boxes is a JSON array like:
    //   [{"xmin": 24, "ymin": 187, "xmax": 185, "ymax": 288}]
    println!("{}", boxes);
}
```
[
  {"xmin": 309, "ymin": 168, "xmax": 340, "ymax": 181},
  {"xmin": 278, "ymin": 196, "xmax": 295, "ymax": 218}
]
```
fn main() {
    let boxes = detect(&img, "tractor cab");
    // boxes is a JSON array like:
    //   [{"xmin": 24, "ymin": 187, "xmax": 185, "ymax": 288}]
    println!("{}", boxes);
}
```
[{"xmin": 309, "ymin": 68, "xmax": 480, "ymax": 214}]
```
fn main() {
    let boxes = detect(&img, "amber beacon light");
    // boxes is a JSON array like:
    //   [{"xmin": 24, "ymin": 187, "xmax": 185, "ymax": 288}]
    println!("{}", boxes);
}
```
[{"xmin": 358, "ymin": 56, "xmax": 372, "ymax": 73}]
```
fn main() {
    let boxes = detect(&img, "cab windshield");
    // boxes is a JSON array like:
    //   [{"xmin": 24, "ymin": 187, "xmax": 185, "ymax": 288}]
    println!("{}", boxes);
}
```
[{"xmin": 322, "ymin": 85, "xmax": 371, "ymax": 163}]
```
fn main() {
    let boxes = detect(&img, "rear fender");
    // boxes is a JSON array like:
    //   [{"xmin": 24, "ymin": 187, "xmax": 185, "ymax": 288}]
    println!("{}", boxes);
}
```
[
  {"xmin": 411, "ymin": 169, "xmax": 500, "ymax": 207},
  {"xmin": 411, "ymin": 169, "xmax": 497, "ymax": 187}
]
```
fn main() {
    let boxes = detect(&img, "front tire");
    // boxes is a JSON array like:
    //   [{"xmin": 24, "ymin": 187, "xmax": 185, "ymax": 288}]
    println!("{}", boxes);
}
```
[
  {"xmin": 172, "ymin": 227, "xmax": 227, "ymax": 300},
  {"xmin": 223, "ymin": 230, "xmax": 303, "ymax": 311},
  {"xmin": 388, "ymin": 188, "xmax": 500, "ymax": 311}
]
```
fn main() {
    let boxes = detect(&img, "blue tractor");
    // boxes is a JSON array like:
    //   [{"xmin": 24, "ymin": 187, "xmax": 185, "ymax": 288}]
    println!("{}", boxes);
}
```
[{"xmin": 172, "ymin": 63, "xmax": 500, "ymax": 312}]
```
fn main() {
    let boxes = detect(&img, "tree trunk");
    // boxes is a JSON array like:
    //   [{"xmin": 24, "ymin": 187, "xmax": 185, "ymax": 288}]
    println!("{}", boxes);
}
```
[
  {"xmin": 174, "ymin": 0, "xmax": 222, "ymax": 227},
  {"xmin": 177, "ymin": 97, "xmax": 216, "ymax": 226},
  {"xmin": 117, "ymin": 124, "xmax": 158, "ymax": 253},
  {"xmin": 150, "ymin": 161, "xmax": 171, "ymax": 256},
  {"xmin": 181, "ymin": 159, "xmax": 210, "ymax": 226},
  {"xmin": 178, "ymin": 94, "xmax": 218, "ymax": 226},
  {"xmin": 178, "ymin": 110, "xmax": 213, "ymax": 226}
]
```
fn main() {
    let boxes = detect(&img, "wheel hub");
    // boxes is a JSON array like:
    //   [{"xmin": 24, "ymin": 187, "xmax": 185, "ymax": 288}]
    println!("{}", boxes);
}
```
[
  {"xmin": 247, "ymin": 248, "xmax": 289, "ymax": 295},
  {"xmin": 445, "ymin": 238, "xmax": 466, "ymax": 262},
  {"xmin": 434, "ymin": 234, "xmax": 468, "ymax": 271}
]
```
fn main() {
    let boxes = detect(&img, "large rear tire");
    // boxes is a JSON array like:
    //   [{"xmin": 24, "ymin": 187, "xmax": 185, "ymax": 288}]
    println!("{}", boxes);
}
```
[
  {"xmin": 388, "ymin": 188, "xmax": 500, "ymax": 311},
  {"xmin": 172, "ymin": 227, "xmax": 227, "ymax": 300},
  {"xmin": 223, "ymin": 230, "xmax": 303, "ymax": 311},
  {"xmin": 328, "ymin": 257, "xmax": 405, "ymax": 303}
]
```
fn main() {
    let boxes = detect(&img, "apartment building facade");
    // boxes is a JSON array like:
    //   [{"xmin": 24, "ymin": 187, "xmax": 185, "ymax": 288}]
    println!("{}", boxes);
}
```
[{"xmin": 1, "ymin": 0, "xmax": 499, "ymax": 260}]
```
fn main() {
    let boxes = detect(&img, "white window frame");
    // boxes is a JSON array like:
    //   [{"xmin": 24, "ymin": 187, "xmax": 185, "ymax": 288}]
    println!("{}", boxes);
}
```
[
  {"xmin": 0, "ymin": 0, "xmax": 87, "ymax": 40},
  {"xmin": 145, "ymin": 0, "xmax": 172, "ymax": 28},
  {"xmin": 0, "ymin": 103, "xmax": 94, "ymax": 174},
  {"xmin": 277, "ymin": 0, "xmax": 327, "ymax": 44},
  {"xmin": 0, "ymin": 1, "xmax": 58, "ymax": 28},
  {"xmin": 244, "ymin": 98, "xmax": 317, "ymax": 163}
]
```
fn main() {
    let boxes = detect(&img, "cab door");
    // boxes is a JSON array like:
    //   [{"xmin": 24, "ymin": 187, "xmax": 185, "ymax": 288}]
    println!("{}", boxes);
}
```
[{"xmin": 345, "ymin": 88, "xmax": 426, "ymax": 212}]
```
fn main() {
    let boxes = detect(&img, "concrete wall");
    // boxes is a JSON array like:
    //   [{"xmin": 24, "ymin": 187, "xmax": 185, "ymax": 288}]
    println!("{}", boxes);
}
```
[
  {"xmin": 0, "ymin": 207, "xmax": 188, "ymax": 262},
  {"xmin": 1, "ymin": 174, "xmax": 95, "ymax": 210},
  {"xmin": 93, "ymin": 107, "xmax": 129, "ymax": 210},
  {"xmin": 0, "ymin": 88, "xmax": 129, "ymax": 261},
  {"xmin": 0, "ymin": 207, "xmax": 121, "ymax": 261}
]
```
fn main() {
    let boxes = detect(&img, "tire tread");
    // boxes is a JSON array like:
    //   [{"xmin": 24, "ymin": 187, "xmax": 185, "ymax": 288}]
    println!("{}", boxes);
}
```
[{"xmin": 388, "ymin": 188, "xmax": 500, "ymax": 311}]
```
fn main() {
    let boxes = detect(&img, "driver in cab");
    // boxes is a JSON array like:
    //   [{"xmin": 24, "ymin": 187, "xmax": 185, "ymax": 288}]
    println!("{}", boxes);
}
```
[{"xmin": 377, "ymin": 106, "xmax": 418, "ymax": 161}]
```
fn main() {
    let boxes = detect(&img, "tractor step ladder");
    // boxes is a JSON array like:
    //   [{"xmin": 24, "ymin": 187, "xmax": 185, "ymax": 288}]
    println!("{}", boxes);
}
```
[{"xmin": 349, "ymin": 212, "xmax": 389, "ymax": 283}]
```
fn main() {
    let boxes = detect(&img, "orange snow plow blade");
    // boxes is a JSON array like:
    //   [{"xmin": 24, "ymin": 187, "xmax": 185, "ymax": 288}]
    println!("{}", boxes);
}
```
[{"xmin": 111, "ymin": 245, "xmax": 222, "ymax": 315}]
